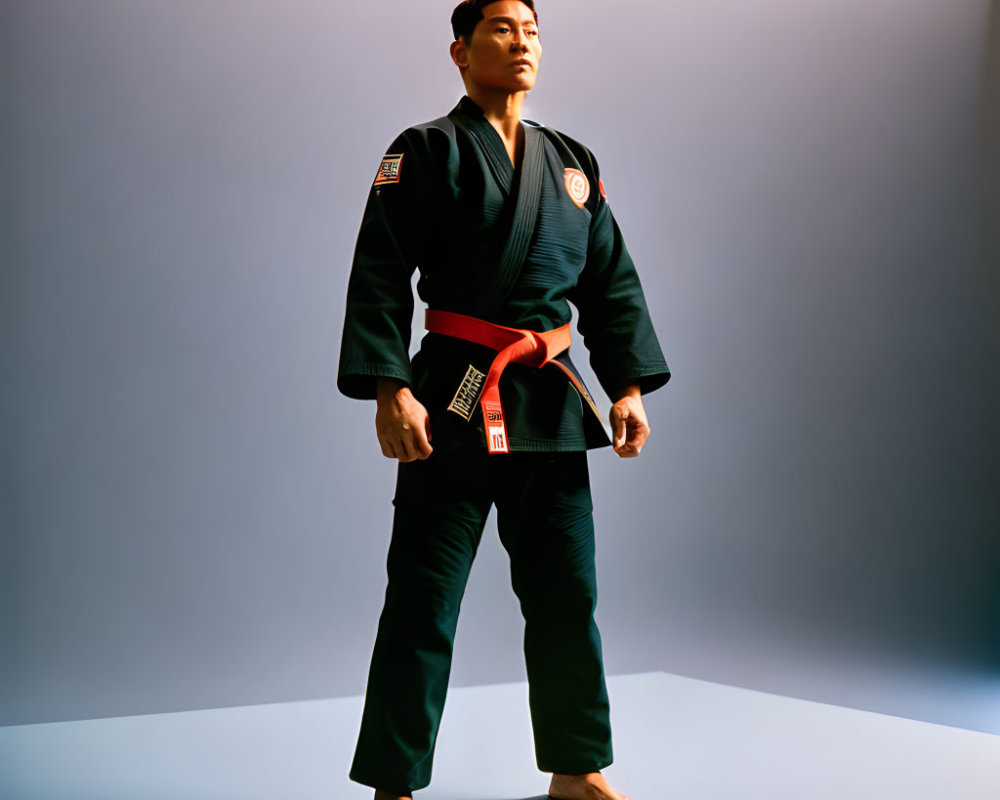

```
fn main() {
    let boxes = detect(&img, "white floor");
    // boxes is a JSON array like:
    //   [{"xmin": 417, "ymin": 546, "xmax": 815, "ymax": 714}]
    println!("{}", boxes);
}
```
[{"xmin": 1, "ymin": 671, "xmax": 997, "ymax": 800}]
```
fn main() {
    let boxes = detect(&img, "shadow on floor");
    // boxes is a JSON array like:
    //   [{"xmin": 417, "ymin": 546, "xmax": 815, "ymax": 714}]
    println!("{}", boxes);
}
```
[
  {"xmin": 478, "ymin": 795, "xmax": 550, "ymax": 800},
  {"xmin": 368, "ymin": 792, "xmax": 552, "ymax": 800}
]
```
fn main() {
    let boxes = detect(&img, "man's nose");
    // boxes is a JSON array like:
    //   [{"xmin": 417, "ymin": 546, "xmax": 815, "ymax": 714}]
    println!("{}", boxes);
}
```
[{"xmin": 510, "ymin": 28, "xmax": 527, "ymax": 50}]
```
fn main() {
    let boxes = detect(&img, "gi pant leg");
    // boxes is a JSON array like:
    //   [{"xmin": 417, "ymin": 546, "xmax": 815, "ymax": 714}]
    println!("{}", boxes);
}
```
[
  {"xmin": 494, "ymin": 452, "xmax": 613, "ymax": 775},
  {"xmin": 348, "ymin": 450, "xmax": 612, "ymax": 794},
  {"xmin": 349, "ymin": 450, "xmax": 493, "ymax": 794}
]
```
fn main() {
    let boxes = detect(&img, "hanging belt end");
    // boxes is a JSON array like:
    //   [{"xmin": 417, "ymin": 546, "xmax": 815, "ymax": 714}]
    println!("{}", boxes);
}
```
[{"xmin": 482, "ymin": 399, "xmax": 510, "ymax": 454}]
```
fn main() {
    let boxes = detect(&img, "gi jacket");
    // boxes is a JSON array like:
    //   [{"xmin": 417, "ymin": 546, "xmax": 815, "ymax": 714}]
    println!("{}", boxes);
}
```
[{"xmin": 338, "ymin": 95, "xmax": 670, "ymax": 452}]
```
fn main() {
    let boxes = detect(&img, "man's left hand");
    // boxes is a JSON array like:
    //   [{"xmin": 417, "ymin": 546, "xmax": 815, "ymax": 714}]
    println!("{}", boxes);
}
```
[{"xmin": 609, "ymin": 386, "xmax": 650, "ymax": 458}]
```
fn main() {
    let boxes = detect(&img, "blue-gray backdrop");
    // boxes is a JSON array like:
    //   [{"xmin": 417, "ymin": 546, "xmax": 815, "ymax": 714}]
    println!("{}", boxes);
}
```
[{"xmin": 2, "ymin": 0, "xmax": 998, "ymax": 729}]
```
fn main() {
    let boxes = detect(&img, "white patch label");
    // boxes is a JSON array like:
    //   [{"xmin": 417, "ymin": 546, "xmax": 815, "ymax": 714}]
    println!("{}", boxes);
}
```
[
  {"xmin": 483, "ymin": 399, "xmax": 509, "ymax": 454},
  {"xmin": 487, "ymin": 425, "xmax": 509, "ymax": 454}
]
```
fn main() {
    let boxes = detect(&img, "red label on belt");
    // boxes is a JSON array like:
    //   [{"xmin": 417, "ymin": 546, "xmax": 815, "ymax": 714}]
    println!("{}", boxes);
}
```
[{"xmin": 483, "ymin": 399, "xmax": 509, "ymax": 454}]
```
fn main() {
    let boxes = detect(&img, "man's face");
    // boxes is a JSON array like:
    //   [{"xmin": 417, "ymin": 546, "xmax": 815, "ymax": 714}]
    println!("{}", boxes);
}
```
[{"xmin": 454, "ymin": 1, "xmax": 541, "ymax": 92}]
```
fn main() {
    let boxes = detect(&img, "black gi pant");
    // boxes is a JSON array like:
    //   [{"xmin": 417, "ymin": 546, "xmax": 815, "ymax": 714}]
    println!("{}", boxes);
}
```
[{"xmin": 349, "ymin": 447, "xmax": 614, "ymax": 794}]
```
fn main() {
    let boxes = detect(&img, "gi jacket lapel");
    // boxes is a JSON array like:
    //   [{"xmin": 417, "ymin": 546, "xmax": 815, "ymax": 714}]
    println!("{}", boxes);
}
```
[
  {"xmin": 451, "ymin": 95, "xmax": 514, "ymax": 196},
  {"xmin": 448, "ymin": 96, "xmax": 546, "ymax": 319},
  {"xmin": 476, "ymin": 121, "xmax": 543, "ymax": 318}
]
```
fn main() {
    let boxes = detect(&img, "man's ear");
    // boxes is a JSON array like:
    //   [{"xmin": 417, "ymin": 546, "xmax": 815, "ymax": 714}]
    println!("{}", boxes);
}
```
[{"xmin": 450, "ymin": 38, "xmax": 469, "ymax": 70}]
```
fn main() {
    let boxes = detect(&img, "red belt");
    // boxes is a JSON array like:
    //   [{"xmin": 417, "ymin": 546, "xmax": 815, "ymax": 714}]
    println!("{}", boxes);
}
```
[{"xmin": 425, "ymin": 308, "xmax": 574, "ymax": 453}]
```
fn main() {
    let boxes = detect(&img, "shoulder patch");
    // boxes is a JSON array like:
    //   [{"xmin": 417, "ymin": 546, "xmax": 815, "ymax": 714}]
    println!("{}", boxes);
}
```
[
  {"xmin": 598, "ymin": 177, "xmax": 607, "ymax": 201},
  {"xmin": 563, "ymin": 168, "xmax": 590, "ymax": 209},
  {"xmin": 373, "ymin": 153, "xmax": 403, "ymax": 187}
]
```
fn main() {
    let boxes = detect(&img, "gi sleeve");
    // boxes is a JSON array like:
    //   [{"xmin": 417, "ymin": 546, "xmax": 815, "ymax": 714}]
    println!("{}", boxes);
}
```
[
  {"xmin": 337, "ymin": 129, "xmax": 432, "ymax": 400},
  {"xmin": 568, "ymin": 148, "xmax": 671, "ymax": 399}
]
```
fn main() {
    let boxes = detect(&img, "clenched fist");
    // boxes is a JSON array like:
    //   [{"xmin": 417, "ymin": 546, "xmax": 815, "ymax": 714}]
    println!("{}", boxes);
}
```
[
  {"xmin": 609, "ymin": 385, "xmax": 650, "ymax": 458},
  {"xmin": 375, "ymin": 378, "xmax": 433, "ymax": 462}
]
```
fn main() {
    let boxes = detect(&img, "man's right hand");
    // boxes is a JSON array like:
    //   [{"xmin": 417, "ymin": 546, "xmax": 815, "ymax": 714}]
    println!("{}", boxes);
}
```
[{"xmin": 375, "ymin": 378, "xmax": 433, "ymax": 462}]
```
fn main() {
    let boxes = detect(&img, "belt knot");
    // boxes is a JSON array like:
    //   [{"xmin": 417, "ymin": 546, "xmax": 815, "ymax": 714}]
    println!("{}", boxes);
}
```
[{"xmin": 424, "ymin": 309, "xmax": 571, "ymax": 453}]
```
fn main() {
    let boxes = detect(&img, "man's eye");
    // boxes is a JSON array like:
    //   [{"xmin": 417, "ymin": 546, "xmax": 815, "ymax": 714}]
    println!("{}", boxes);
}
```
[
  {"xmin": 495, "ymin": 25, "xmax": 510, "ymax": 33},
  {"xmin": 525, "ymin": 29, "xmax": 538, "ymax": 36}
]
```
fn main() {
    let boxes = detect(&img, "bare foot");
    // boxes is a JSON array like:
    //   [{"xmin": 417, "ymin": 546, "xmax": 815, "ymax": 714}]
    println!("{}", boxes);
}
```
[
  {"xmin": 548, "ymin": 771, "xmax": 632, "ymax": 800},
  {"xmin": 374, "ymin": 791, "xmax": 411, "ymax": 800}
]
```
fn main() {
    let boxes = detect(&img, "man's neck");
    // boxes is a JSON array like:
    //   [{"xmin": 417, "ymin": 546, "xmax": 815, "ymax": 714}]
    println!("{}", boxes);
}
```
[{"xmin": 465, "ymin": 86, "xmax": 526, "ymax": 143}]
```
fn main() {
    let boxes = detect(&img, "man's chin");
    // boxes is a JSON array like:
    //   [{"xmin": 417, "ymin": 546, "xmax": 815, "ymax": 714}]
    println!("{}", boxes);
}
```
[{"xmin": 489, "ymin": 77, "xmax": 538, "ymax": 93}]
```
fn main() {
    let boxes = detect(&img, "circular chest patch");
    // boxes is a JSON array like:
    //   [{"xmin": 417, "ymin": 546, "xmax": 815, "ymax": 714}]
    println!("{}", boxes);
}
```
[{"xmin": 563, "ymin": 168, "xmax": 590, "ymax": 209}]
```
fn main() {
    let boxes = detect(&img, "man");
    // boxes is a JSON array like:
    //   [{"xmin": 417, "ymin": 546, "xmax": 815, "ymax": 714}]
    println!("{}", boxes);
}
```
[{"xmin": 337, "ymin": 2, "xmax": 669, "ymax": 798}]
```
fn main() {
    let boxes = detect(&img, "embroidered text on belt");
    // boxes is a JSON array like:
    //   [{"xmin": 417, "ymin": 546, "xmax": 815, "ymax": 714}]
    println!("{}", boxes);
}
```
[{"xmin": 425, "ymin": 308, "xmax": 575, "ymax": 454}]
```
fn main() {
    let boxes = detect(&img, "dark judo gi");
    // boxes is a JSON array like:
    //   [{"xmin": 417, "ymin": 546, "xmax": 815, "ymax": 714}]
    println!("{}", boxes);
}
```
[{"xmin": 338, "ymin": 95, "xmax": 670, "ymax": 793}]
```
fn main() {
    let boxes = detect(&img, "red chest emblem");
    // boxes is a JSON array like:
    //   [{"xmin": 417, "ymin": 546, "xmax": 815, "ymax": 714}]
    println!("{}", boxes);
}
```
[{"xmin": 563, "ymin": 168, "xmax": 590, "ymax": 209}]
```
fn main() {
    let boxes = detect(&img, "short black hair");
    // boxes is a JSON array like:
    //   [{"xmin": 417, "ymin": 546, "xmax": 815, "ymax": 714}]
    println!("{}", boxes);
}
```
[{"xmin": 451, "ymin": 0, "xmax": 537, "ymax": 43}]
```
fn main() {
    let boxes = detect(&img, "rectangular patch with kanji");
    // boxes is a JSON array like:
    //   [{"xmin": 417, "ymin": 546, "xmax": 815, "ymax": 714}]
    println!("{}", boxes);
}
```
[
  {"xmin": 447, "ymin": 364, "xmax": 486, "ymax": 421},
  {"xmin": 373, "ymin": 153, "xmax": 403, "ymax": 186}
]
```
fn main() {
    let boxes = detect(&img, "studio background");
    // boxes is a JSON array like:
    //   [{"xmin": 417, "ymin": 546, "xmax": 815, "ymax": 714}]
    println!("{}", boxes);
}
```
[{"xmin": 3, "ymin": 0, "xmax": 998, "ymax": 731}]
